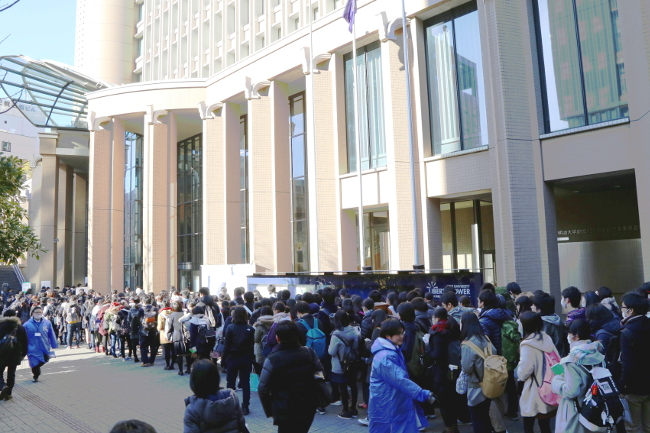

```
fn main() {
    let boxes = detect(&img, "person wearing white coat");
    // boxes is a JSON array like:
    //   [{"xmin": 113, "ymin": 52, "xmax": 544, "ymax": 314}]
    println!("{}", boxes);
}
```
[
  {"xmin": 515, "ymin": 312, "xmax": 560, "ymax": 433},
  {"xmin": 551, "ymin": 319, "xmax": 604, "ymax": 433}
]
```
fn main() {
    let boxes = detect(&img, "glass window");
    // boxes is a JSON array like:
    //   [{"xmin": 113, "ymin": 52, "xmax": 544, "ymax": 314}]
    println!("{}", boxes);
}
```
[
  {"xmin": 289, "ymin": 92, "xmax": 309, "ymax": 272},
  {"xmin": 124, "ymin": 132, "xmax": 144, "ymax": 290},
  {"xmin": 1, "ymin": 141, "xmax": 10, "ymax": 152},
  {"xmin": 424, "ymin": 2, "xmax": 488, "ymax": 155},
  {"xmin": 240, "ymin": 115, "xmax": 250, "ymax": 263},
  {"xmin": 357, "ymin": 211, "xmax": 390, "ymax": 270},
  {"xmin": 177, "ymin": 133, "xmax": 203, "ymax": 291},
  {"xmin": 534, "ymin": 0, "xmax": 627, "ymax": 132},
  {"xmin": 344, "ymin": 41, "xmax": 386, "ymax": 172}
]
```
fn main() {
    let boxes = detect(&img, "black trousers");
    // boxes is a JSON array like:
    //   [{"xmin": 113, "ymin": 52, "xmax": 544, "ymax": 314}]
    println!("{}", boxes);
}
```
[
  {"xmin": 32, "ymin": 361, "xmax": 45, "ymax": 379},
  {"xmin": 523, "ymin": 416, "xmax": 551, "ymax": 433},
  {"xmin": 276, "ymin": 413, "xmax": 315, "ymax": 433},
  {"xmin": 0, "ymin": 364, "xmax": 17, "ymax": 395}
]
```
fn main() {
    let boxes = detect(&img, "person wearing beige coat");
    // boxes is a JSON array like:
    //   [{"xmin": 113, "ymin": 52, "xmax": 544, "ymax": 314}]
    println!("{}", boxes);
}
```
[
  {"xmin": 515, "ymin": 312, "xmax": 559, "ymax": 433},
  {"xmin": 157, "ymin": 305, "xmax": 174, "ymax": 370}
]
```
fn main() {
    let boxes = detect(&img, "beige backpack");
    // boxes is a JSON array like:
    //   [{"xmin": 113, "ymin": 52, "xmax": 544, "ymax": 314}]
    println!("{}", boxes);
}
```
[{"xmin": 462, "ymin": 339, "xmax": 508, "ymax": 399}]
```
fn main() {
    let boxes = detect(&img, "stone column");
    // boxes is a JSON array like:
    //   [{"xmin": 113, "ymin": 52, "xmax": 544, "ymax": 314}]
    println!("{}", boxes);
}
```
[
  {"xmin": 56, "ymin": 162, "xmax": 73, "ymax": 287},
  {"xmin": 381, "ymin": 26, "xmax": 425, "ymax": 270},
  {"xmin": 72, "ymin": 173, "xmax": 88, "ymax": 286},
  {"xmin": 110, "ymin": 119, "xmax": 126, "ymax": 291},
  {"xmin": 478, "ymin": 0, "xmax": 555, "ymax": 291},
  {"xmin": 88, "ymin": 122, "xmax": 113, "ymax": 293},
  {"xmin": 142, "ymin": 109, "xmax": 174, "ymax": 293},
  {"xmin": 202, "ymin": 102, "xmax": 242, "ymax": 265},
  {"xmin": 247, "ymin": 82, "xmax": 292, "ymax": 272},
  {"xmin": 306, "ymin": 57, "xmax": 340, "ymax": 272},
  {"xmin": 35, "ymin": 131, "xmax": 59, "ymax": 288}
]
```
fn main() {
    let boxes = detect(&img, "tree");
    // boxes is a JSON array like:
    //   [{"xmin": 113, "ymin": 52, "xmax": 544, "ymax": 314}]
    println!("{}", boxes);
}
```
[{"xmin": 0, "ymin": 153, "xmax": 45, "ymax": 263}]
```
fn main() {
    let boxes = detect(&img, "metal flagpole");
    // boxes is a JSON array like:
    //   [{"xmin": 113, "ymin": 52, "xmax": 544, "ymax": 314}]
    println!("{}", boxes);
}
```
[
  {"xmin": 400, "ymin": 0, "xmax": 420, "ymax": 267},
  {"xmin": 352, "ymin": 16, "xmax": 365, "ymax": 270},
  {"xmin": 308, "ymin": 0, "xmax": 319, "ymax": 271}
]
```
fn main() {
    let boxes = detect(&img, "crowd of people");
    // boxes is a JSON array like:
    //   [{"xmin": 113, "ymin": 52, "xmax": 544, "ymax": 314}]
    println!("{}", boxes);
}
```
[{"xmin": 1, "ymin": 281, "xmax": 650, "ymax": 433}]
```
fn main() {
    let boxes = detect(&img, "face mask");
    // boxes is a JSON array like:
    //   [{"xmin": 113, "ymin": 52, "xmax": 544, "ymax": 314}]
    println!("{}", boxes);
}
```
[
  {"xmin": 33, "ymin": 314, "xmax": 43, "ymax": 320},
  {"xmin": 567, "ymin": 335, "xmax": 574, "ymax": 345}
]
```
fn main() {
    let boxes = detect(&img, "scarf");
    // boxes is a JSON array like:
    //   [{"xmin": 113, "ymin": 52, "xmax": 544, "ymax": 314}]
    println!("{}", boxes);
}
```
[{"xmin": 431, "ymin": 319, "xmax": 451, "ymax": 333}]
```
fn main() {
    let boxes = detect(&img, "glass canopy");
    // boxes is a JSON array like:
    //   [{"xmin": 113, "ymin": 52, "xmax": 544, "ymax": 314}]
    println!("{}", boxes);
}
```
[{"xmin": 0, "ymin": 55, "xmax": 109, "ymax": 130}]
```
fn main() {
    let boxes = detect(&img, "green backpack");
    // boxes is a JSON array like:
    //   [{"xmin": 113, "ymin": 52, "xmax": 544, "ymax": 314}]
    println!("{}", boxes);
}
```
[
  {"xmin": 501, "ymin": 320, "xmax": 521, "ymax": 371},
  {"xmin": 407, "ymin": 329, "xmax": 431, "ymax": 379}
]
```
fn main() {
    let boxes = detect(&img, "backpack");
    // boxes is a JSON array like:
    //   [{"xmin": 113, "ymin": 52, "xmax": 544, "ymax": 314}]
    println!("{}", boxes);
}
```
[
  {"xmin": 533, "ymin": 349, "xmax": 561, "ymax": 406},
  {"xmin": 204, "ymin": 303, "xmax": 222, "ymax": 330},
  {"xmin": 66, "ymin": 305, "xmax": 80, "ymax": 324},
  {"xmin": 260, "ymin": 324, "xmax": 272, "ymax": 357},
  {"xmin": 576, "ymin": 365, "xmax": 625, "ymax": 432},
  {"xmin": 140, "ymin": 309, "xmax": 157, "ymax": 335},
  {"xmin": 447, "ymin": 339, "xmax": 462, "ymax": 381},
  {"xmin": 0, "ymin": 327, "xmax": 18, "ymax": 358},
  {"xmin": 299, "ymin": 318, "xmax": 327, "ymax": 359},
  {"xmin": 501, "ymin": 320, "xmax": 521, "ymax": 370},
  {"xmin": 197, "ymin": 323, "xmax": 214, "ymax": 345},
  {"xmin": 407, "ymin": 329, "xmax": 431, "ymax": 379},
  {"xmin": 118, "ymin": 313, "xmax": 130, "ymax": 335},
  {"xmin": 462, "ymin": 339, "xmax": 508, "ymax": 399},
  {"xmin": 335, "ymin": 331, "xmax": 360, "ymax": 373},
  {"xmin": 603, "ymin": 329, "xmax": 629, "ymax": 384}
]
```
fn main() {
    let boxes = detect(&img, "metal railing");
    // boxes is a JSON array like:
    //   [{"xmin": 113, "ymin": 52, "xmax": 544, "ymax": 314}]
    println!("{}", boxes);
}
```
[{"xmin": 12, "ymin": 264, "xmax": 24, "ymax": 284}]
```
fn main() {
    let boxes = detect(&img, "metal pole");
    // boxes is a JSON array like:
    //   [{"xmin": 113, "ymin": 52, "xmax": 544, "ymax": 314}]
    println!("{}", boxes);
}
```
[
  {"xmin": 352, "ymin": 23, "xmax": 365, "ymax": 269},
  {"xmin": 401, "ymin": 0, "xmax": 420, "ymax": 267},
  {"xmin": 308, "ymin": 0, "xmax": 319, "ymax": 271}
]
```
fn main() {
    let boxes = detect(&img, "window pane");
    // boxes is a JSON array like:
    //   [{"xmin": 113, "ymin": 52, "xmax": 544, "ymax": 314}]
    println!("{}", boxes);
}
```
[
  {"xmin": 575, "ymin": 0, "xmax": 627, "ymax": 124},
  {"xmin": 290, "ymin": 95, "xmax": 304, "ymax": 136},
  {"xmin": 344, "ymin": 53, "xmax": 358, "ymax": 172},
  {"xmin": 291, "ymin": 134, "xmax": 305, "ymax": 178},
  {"xmin": 366, "ymin": 42, "xmax": 386, "ymax": 168},
  {"xmin": 537, "ymin": 0, "xmax": 586, "ymax": 131},
  {"xmin": 454, "ymin": 10, "xmax": 488, "ymax": 149},
  {"xmin": 426, "ymin": 18, "xmax": 461, "ymax": 155}
]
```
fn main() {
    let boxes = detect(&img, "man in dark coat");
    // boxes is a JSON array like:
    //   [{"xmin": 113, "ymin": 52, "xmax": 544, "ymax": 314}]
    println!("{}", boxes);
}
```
[
  {"xmin": 0, "ymin": 309, "xmax": 28, "ymax": 400},
  {"xmin": 258, "ymin": 321, "xmax": 323, "ymax": 433},
  {"xmin": 620, "ymin": 291, "xmax": 650, "ymax": 432}
]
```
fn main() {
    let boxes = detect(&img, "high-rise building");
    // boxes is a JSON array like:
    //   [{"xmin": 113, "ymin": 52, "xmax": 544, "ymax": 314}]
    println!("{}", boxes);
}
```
[{"xmin": 6, "ymin": 0, "xmax": 650, "ymax": 300}]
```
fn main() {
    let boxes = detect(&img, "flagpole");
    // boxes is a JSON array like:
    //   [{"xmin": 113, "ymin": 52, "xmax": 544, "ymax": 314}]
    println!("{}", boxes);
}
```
[
  {"xmin": 352, "ymin": 14, "xmax": 365, "ymax": 270},
  {"xmin": 308, "ymin": 0, "xmax": 319, "ymax": 272},
  {"xmin": 400, "ymin": 0, "xmax": 420, "ymax": 267}
]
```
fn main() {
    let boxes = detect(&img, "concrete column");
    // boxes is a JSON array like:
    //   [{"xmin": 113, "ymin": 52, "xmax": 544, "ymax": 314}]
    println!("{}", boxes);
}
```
[
  {"xmin": 306, "ymin": 60, "xmax": 340, "ymax": 272},
  {"xmin": 479, "ymin": 0, "xmax": 552, "ymax": 291},
  {"xmin": 142, "ymin": 111, "xmax": 174, "ymax": 293},
  {"xmin": 247, "ymin": 82, "xmax": 292, "ymax": 272},
  {"xmin": 56, "ymin": 162, "xmax": 73, "ymax": 287},
  {"xmin": 88, "ymin": 126, "xmax": 113, "ymax": 293},
  {"xmin": 110, "ymin": 119, "xmax": 126, "ymax": 290},
  {"xmin": 202, "ymin": 103, "xmax": 242, "ymax": 265},
  {"xmin": 381, "ymin": 28, "xmax": 424, "ymax": 270},
  {"xmin": 72, "ymin": 173, "xmax": 88, "ymax": 286}
]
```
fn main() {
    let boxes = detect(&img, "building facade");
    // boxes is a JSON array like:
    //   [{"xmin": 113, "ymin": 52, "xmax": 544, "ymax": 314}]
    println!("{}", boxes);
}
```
[{"xmin": 80, "ymin": 0, "xmax": 650, "ymax": 299}]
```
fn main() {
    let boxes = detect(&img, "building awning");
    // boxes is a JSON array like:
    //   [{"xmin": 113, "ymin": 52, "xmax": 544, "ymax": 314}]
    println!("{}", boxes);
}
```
[{"xmin": 0, "ymin": 55, "xmax": 109, "ymax": 131}]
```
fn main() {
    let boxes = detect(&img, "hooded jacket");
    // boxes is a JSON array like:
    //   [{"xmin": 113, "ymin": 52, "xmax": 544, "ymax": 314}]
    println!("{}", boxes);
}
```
[
  {"xmin": 516, "ymin": 332, "xmax": 560, "ymax": 417},
  {"xmin": 448, "ymin": 305, "xmax": 477, "ymax": 323},
  {"xmin": 183, "ymin": 390, "xmax": 246, "ymax": 433},
  {"xmin": 478, "ymin": 308, "xmax": 512, "ymax": 354},
  {"xmin": 188, "ymin": 314, "xmax": 211, "ymax": 354},
  {"xmin": 0, "ymin": 316, "xmax": 28, "ymax": 365},
  {"xmin": 253, "ymin": 315, "xmax": 274, "ymax": 364},
  {"xmin": 414, "ymin": 310, "xmax": 432, "ymax": 334},
  {"xmin": 157, "ymin": 308, "xmax": 173, "ymax": 344},
  {"xmin": 590, "ymin": 316, "xmax": 623, "ymax": 354},
  {"xmin": 369, "ymin": 338, "xmax": 430, "ymax": 432},
  {"xmin": 551, "ymin": 341, "xmax": 604, "ymax": 433},
  {"xmin": 619, "ymin": 314, "xmax": 650, "ymax": 395},
  {"xmin": 541, "ymin": 314, "xmax": 568, "ymax": 356},
  {"xmin": 328, "ymin": 326, "xmax": 361, "ymax": 374}
]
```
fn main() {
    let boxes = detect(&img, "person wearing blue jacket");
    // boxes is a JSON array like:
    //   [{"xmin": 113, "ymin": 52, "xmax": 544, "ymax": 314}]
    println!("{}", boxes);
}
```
[
  {"xmin": 369, "ymin": 318, "xmax": 435, "ymax": 433},
  {"xmin": 23, "ymin": 306, "xmax": 58, "ymax": 382}
]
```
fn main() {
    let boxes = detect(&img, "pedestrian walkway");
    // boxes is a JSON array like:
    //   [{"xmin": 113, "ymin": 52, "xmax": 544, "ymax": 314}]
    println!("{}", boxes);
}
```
[{"xmin": 0, "ymin": 348, "xmax": 524, "ymax": 433}]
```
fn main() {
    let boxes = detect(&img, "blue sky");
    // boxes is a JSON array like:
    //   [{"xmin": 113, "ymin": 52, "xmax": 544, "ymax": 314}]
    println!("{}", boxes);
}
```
[{"xmin": 1, "ymin": 0, "xmax": 76, "ymax": 65}]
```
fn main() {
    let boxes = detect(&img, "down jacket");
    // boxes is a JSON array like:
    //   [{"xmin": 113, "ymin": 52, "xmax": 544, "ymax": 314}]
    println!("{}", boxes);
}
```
[
  {"xmin": 183, "ymin": 389, "xmax": 247, "ymax": 433},
  {"xmin": 478, "ymin": 308, "xmax": 512, "ymax": 354},
  {"xmin": 0, "ymin": 316, "xmax": 28, "ymax": 365},
  {"xmin": 515, "ymin": 332, "xmax": 559, "ymax": 417},
  {"xmin": 368, "ymin": 337, "xmax": 430, "ymax": 433}
]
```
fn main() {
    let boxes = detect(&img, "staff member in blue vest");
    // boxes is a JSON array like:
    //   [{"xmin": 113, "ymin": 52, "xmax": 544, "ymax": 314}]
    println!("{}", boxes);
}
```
[{"xmin": 23, "ymin": 306, "xmax": 58, "ymax": 382}]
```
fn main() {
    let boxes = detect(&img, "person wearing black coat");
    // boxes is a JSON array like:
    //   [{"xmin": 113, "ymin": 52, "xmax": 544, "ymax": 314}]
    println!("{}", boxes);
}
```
[
  {"xmin": 619, "ymin": 292, "xmax": 650, "ymax": 433},
  {"xmin": 585, "ymin": 303, "xmax": 622, "ymax": 354},
  {"xmin": 223, "ymin": 306, "xmax": 255, "ymax": 415},
  {"xmin": 0, "ymin": 310, "xmax": 29, "ymax": 400},
  {"xmin": 258, "ymin": 321, "xmax": 324, "ymax": 433}
]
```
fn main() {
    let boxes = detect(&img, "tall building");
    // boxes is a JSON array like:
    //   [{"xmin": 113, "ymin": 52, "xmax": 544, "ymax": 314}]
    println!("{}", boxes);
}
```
[{"xmin": 57, "ymin": 0, "xmax": 650, "ymax": 298}]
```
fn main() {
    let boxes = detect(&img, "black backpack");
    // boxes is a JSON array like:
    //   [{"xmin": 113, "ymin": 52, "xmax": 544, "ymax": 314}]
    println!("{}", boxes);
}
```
[
  {"xmin": 576, "ymin": 364, "xmax": 625, "ymax": 432},
  {"xmin": 0, "ymin": 327, "xmax": 18, "ymax": 358},
  {"xmin": 335, "ymin": 332, "xmax": 360, "ymax": 372},
  {"xmin": 447, "ymin": 339, "xmax": 462, "ymax": 380}
]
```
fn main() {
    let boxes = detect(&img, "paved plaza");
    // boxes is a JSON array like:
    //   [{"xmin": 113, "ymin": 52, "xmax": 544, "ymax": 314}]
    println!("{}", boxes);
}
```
[{"xmin": 0, "ymin": 348, "xmax": 526, "ymax": 433}]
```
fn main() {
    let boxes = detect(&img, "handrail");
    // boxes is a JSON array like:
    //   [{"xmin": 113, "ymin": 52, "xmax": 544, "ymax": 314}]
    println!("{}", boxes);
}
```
[{"xmin": 12, "ymin": 264, "xmax": 24, "ymax": 284}]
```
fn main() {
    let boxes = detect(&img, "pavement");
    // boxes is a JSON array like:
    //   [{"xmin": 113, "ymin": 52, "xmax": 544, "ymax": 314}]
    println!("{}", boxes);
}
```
[{"xmin": 0, "ymin": 347, "xmax": 526, "ymax": 433}]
